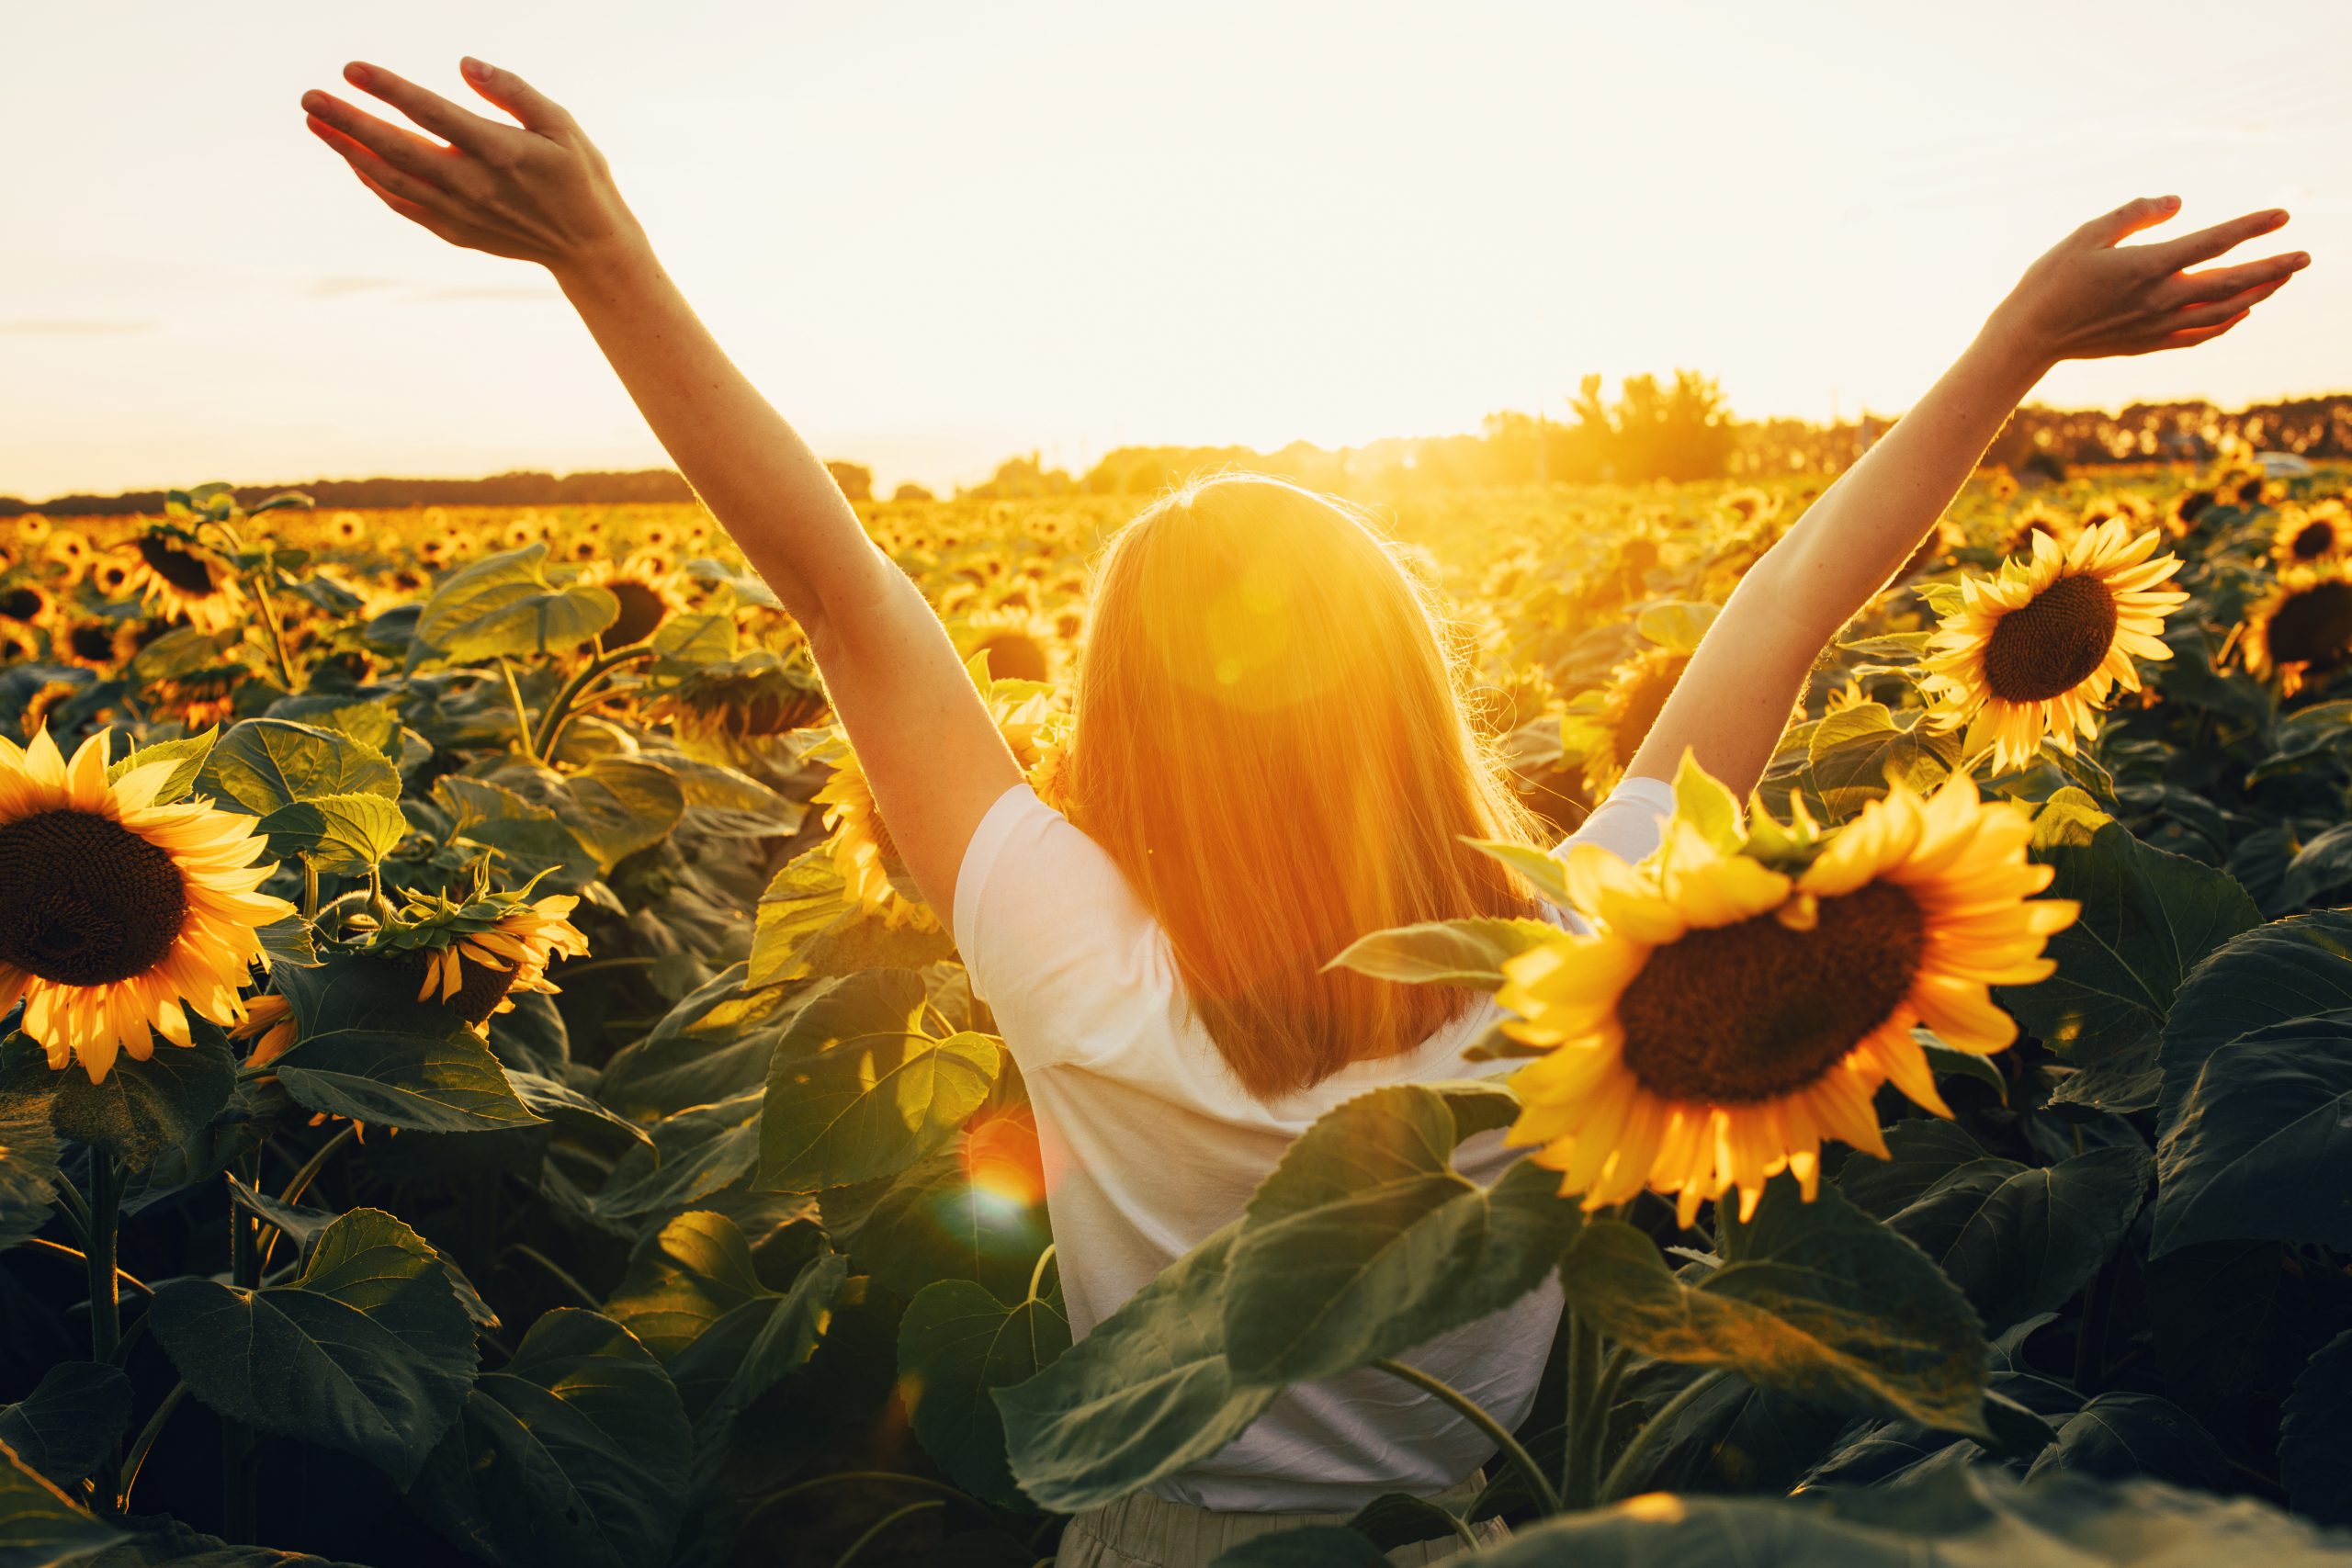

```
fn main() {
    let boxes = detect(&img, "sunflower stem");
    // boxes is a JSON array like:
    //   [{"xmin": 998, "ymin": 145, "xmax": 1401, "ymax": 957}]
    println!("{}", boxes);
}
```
[
  {"xmin": 224, "ymin": 1154, "xmax": 263, "ymax": 1542},
  {"xmin": 532, "ymin": 645, "xmax": 656, "ymax": 761},
  {"xmin": 1562, "ymin": 1307, "xmax": 1601, "ymax": 1509},
  {"xmin": 299, "ymin": 855, "xmax": 320, "ymax": 923},
  {"xmin": 247, "ymin": 576, "xmax": 301, "ymax": 692},
  {"xmin": 117, "ymin": 1381, "xmax": 190, "ymax": 1515},
  {"xmin": 84, "ymin": 1154, "xmax": 123, "ymax": 1365},
  {"xmin": 1373, "ymin": 1356, "xmax": 1563, "ymax": 1517},
  {"xmin": 1599, "ymin": 1368, "xmax": 1729, "ymax": 1503},
  {"xmin": 497, "ymin": 656, "xmax": 537, "ymax": 761},
  {"xmin": 1573, "ymin": 1345, "xmax": 1633, "ymax": 1509}
]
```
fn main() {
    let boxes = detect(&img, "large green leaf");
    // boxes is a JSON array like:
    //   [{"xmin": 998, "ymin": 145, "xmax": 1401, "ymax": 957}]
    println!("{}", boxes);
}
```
[
  {"xmin": 413, "ymin": 1309, "xmax": 692, "ymax": 1568},
  {"xmin": 1219, "ymin": 1082, "xmax": 1575, "ymax": 1384},
  {"xmin": 106, "ymin": 728, "xmax": 217, "ymax": 805},
  {"xmin": 1559, "ymin": 1175, "xmax": 1990, "ymax": 1435},
  {"xmin": 2281, "ymin": 1328, "xmax": 2352, "ymax": 1526},
  {"xmin": 748, "ymin": 847, "xmax": 954, "ymax": 987},
  {"xmin": 1325, "ymin": 918, "xmax": 1561, "ymax": 990},
  {"xmin": 1836, "ymin": 1119, "xmax": 2004, "ymax": 1219},
  {"xmin": 899, "ymin": 1276, "xmax": 1071, "ymax": 1508},
  {"xmin": 594, "ymin": 1091, "xmax": 762, "ymax": 1221},
  {"xmin": 560, "ymin": 758, "xmax": 686, "ymax": 871},
  {"xmin": 600, "ymin": 1212, "xmax": 849, "ymax": 1461},
  {"xmin": 829, "ymin": 1134, "xmax": 1051, "ymax": 1303},
  {"xmin": 595, "ymin": 963, "xmax": 793, "ymax": 1121},
  {"xmin": 415, "ymin": 545, "xmax": 618, "ymax": 660},
  {"xmin": 199, "ymin": 717, "xmax": 399, "ymax": 815},
  {"xmin": 1805, "ymin": 704, "xmax": 1958, "ymax": 820},
  {"xmin": 0, "ymin": 1438, "xmax": 126, "ymax": 1568},
  {"xmin": 149, "ymin": 1208, "xmax": 480, "ymax": 1486},
  {"xmin": 1883, "ymin": 1145, "xmax": 2150, "ymax": 1333},
  {"xmin": 1469, "ymin": 1463, "xmax": 2351, "ymax": 1566},
  {"xmin": 758, "ymin": 968, "xmax": 1001, "ymax": 1192},
  {"xmin": 997, "ymin": 1223, "xmax": 1273, "ymax": 1513},
  {"xmin": 0, "ymin": 1027, "xmax": 235, "ymax": 1170},
  {"xmin": 0, "ymin": 1091, "xmax": 60, "ymax": 1249},
  {"xmin": 266, "ymin": 956, "xmax": 545, "ymax": 1134},
  {"xmin": 1999, "ymin": 819, "xmax": 2259, "ymax": 1067},
  {"xmin": 2154, "ymin": 911, "xmax": 2352, "ymax": 1257},
  {"xmin": 2020, "ymin": 1392, "xmax": 2231, "ymax": 1491},
  {"xmin": 254, "ymin": 792, "xmax": 409, "ymax": 872},
  {"xmin": 0, "ymin": 1362, "xmax": 131, "ymax": 1489},
  {"xmin": 502, "ymin": 1068, "xmax": 651, "ymax": 1154}
]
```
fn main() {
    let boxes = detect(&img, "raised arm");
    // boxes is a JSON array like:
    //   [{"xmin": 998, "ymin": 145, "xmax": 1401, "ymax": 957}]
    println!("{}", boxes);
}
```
[
  {"xmin": 1628, "ymin": 195, "xmax": 2307, "ymax": 798},
  {"xmin": 300, "ymin": 58, "xmax": 1018, "ymax": 912}
]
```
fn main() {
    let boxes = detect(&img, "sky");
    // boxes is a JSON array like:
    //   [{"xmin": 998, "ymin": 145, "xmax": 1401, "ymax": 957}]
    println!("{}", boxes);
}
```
[{"xmin": 5, "ymin": 0, "xmax": 2348, "ymax": 501}]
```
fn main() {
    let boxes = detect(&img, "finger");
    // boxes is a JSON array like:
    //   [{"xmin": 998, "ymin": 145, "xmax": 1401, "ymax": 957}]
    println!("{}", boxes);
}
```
[
  {"xmin": 2152, "ymin": 310, "xmax": 2251, "ymax": 352},
  {"xmin": 2168, "ymin": 276, "xmax": 2291, "ymax": 331},
  {"xmin": 300, "ymin": 89, "xmax": 462, "ymax": 191},
  {"xmin": 341, "ymin": 60, "xmax": 519, "ymax": 160},
  {"xmin": 2143, "ymin": 207, "xmax": 2290, "ymax": 270},
  {"xmin": 459, "ymin": 57, "xmax": 575, "ymax": 135},
  {"xmin": 348, "ymin": 162, "xmax": 446, "ymax": 233},
  {"xmin": 306, "ymin": 118, "xmax": 468, "ymax": 222},
  {"xmin": 2170, "ymin": 248, "xmax": 2311, "ymax": 304},
  {"xmin": 2075, "ymin": 195, "xmax": 2180, "ymax": 248}
]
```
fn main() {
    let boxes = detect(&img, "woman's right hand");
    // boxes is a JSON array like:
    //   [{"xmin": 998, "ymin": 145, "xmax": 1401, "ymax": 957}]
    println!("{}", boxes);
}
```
[{"xmin": 300, "ymin": 58, "xmax": 646, "ymax": 279}]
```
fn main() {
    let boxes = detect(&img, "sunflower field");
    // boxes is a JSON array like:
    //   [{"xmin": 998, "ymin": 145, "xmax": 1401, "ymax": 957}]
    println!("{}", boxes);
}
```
[{"xmin": 5, "ymin": 461, "xmax": 2352, "ymax": 1568}]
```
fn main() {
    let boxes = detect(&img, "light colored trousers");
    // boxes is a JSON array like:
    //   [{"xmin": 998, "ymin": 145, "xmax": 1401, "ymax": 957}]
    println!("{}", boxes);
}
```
[{"xmin": 1054, "ymin": 1473, "xmax": 1507, "ymax": 1568}]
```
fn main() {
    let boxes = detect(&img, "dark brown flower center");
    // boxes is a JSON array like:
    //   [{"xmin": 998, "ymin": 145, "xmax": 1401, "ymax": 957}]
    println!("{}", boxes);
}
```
[
  {"xmin": 2265, "ymin": 581, "xmax": 2352, "ymax": 668},
  {"xmin": 1981, "ymin": 572, "xmax": 2118, "ymax": 703},
  {"xmin": 69, "ymin": 625, "xmax": 117, "ymax": 661},
  {"xmin": 1617, "ymin": 881, "xmax": 1925, "ymax": 1102},
  {"xmin": 135, "ymin": 536, "xmax": 219, "ymax": 595},
  {"xmin": 0, "ymin": 810, "xmax": 188, "ymax": 986},
  {"xmin": 600, "ymin": 580, "xmax": 671, "ymax": 649},
  {"xmin": 401, "ymin": 948, "xmax": 520, "ymax": 1026},
  {"xmin": 2292, "ymin": 522, "xmax": 2337, "ymax": 561},
  {"xmin": 974, "ymin": 631, "xmax": 1051, "ymax": 683},
  {"xmin": 0, "ymin": 588, "xmax": 42, "ymax": 622}
]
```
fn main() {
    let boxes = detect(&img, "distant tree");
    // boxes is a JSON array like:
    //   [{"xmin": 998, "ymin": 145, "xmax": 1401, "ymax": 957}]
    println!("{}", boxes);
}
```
[
  {"xmin": 890, "ymin": 481, "xmax": 936, "ymax": 503},
  {"xmin": 962, "ymin": 452, "xmax": 1073, "ymax": 501},
  {"xmin": 825, "ymin": 461, "xmax": 874, "ymax": 502}
]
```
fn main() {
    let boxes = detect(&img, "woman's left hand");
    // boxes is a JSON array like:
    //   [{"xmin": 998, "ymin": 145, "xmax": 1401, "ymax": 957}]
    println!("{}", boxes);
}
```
[{"xmin": 1989, "ymin": 196, "xmax": 2307, "ymax": 366}]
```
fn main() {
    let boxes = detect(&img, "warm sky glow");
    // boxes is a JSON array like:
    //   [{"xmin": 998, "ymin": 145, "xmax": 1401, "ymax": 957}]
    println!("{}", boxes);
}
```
[{"xmin": 6, "ymin": 0, "xmax": 2348, "ymax": 500}]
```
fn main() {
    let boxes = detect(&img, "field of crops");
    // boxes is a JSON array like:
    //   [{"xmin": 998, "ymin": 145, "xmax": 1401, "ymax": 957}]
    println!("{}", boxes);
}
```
[{"xmin": 6, "ymin": 461, "xmax": 2352, "ymax": 1567}]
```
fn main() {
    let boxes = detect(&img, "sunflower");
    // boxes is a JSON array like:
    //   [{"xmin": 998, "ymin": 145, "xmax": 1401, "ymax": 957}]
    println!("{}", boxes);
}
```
[
  {"xmin": 813, "ymin": 670, "xmax": 1064, "ymax": 929},
  {"xmin": 126, "ymin": 528, "xmax": 245, "ymax": 632},
  {"xmin": 0, "ymin": 728, "xmax": 296, "ymax": 1082},
  {"xmin": 348, "ymin": 879, "xmax": 588, "ymax": 1026},
  {"xmin": 2271, "ymin": 502, "xmax": 2351, "ymax": 567},
  {"xmin": 0, "ymin": 581, "xmax": 55, "ymax": 627},
  {"xmin": 956, "ymin": 606, "xmax": 1067, "ymax": 685},
  {"xmin": 0, "ymin": 626, "xmax": 36, "ymax": 665},
  {"xmin": 228, "ymin": 990, "xmax": 297, "ymax": 1067},
  {"xmin": 1566, "ymin": 648, "xmax": 1691, "ymax": 795},
  {"xmin": 1920, "ymin": 521, "xmax": 2188, "ymax": 773},
  {"xmin": 1498, "ymin": 768, "xmax": 2075, "ymax": 1224},
  {"xmin": 60, "ymin": 619, "xmax": 137, "ymax": 670},
  {"xmin": 581, "ymin": 549, "xmax": 693, "ymax": 650},
  {"xmin": 2168, "ymin": 487, "xmax": 2218, "ymax": 536},
  {"xmin": 1989, "ymin": 500, "xmax": 2074, "ymax": 559},
  {"xmin": 43, "ymin": 530, "xmax": 93, "ymax": 575},
  {"xmin": 89, "ymin": 553, "xmax": 138, "ymax": 599},
  {"xmin": 327, "ymin": 511, "xmax": 368, "ymax": 546},
  {"xmin": 2240, "ymin": 561, "xmax": 2352, "ymax": 694}
]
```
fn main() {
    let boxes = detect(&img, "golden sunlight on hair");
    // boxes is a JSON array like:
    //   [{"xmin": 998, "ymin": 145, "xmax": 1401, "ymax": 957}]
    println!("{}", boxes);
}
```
[{"xmin": 1067, "ymin": 473, "xmax": 1548, "ymax": 1098}]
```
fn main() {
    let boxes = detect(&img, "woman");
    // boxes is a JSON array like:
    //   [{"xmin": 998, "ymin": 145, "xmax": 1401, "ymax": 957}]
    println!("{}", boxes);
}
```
[{"xmin": 300, "ymin": 58, "xmax": 2301, "ymax": 1565}]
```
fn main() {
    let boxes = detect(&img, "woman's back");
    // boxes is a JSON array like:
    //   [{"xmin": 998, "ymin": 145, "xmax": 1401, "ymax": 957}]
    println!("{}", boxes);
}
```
[{"xmin": 955, "ymin": 774, "xmax": 1676, "ymax": 1509}]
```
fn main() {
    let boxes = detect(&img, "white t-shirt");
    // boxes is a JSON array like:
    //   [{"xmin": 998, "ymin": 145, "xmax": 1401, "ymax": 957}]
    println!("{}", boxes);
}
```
[{"xmin": 952, "ymin": 774, "xmax": 1676, "ymax": 1511}]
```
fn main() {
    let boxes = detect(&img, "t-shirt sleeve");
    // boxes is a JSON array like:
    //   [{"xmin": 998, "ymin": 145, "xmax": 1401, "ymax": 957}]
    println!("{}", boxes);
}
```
[
  {"xmin": 951, "ymin": 783, "xmax": 1171, "ymax": 1071},
  {"xmin": 1552, "ymin": 773, "xmax": 1676, "ymax": 865}
]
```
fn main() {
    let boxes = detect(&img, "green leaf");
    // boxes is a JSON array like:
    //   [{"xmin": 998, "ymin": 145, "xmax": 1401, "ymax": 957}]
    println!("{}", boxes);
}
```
[
  {"xmin": 1462, "ymin": 839, "xmax": 1575, "ymax": 907},
  {"xmin": 266, "ymin": 955, "xmax": 547, "ymax": 1134},
  {"xmin": 997, "ymin": 1223, "xmax": 1274, "ymax": 1513},
  {"xmin": 758, "ymin": 969, "xmax": 1001, "ymax": 1192},
  {"xmin": 106, "ymin": 728, "xmax": 217, "ymax": 805},
  {"xmin": 1671, "ymin": 747, "xmax": 1743, "ymax": 851},
  {"xmin": 413, "ymin": 1310, "xmax": 691, "ymax": 1568},
  {"xmin": 1883, "ymin": 1145, "xmax": 2150, "ymax": 1334},
  {"xmin": 2154, "ymin": 1010, "xmax": 2352, "ymax": 1258},
  {"xmin": 200, "ymin": 718, "xmax": 399, "ymax": 815},
  {"xmin": 415, "ymin": 545, "xmax": 618, "ymax": 660},
  {"xmin": 1219, "ymin": 1086, "xmax": 1574, "ymax": 1384},
  {"xmin": 639, "ymin": 750, "xmax": 802, "ymax": 837},
  {"xmin": 2280, "ymin": 1328, "xmax": 2352, "ymax": 1526},
  {"xmin": 1342, "ymin": 1492, "xmax": 1474, "ymax": 1554},
  {"xmin": 899, "ymin": 1278, "xmax": 1071, "ymax": 1508},
  {"xmin": 503, "ymin": 1068, "xmax": 654, "ymax": 1154},
  {"xmin": 2022, "ymin": 1392, "xmax": 2231, "ymax": 1491},
  {"xmin": 1999, "ymin": 821, "xmax": 2260, "ymax": 1067},
  {"xmin": 830, "ymin": 1138, "xmax": 1050, "ymax": 1303},
  {"xmin": 1324, "ymin": 918, "xmax": 1561, "ymax": 990},
  {"xmin": 1559, "ymin": 1175, "xmax": 1990, "ymax": 1436},
  {"xmin": 1805, "ymin": 705, "xmax": 1957, "ymax": 820},
  {"xmin": 650, "ymin": 609, "xmax": 737, "ymax": 664},
  {"xmin": 0, "ymin": 1027, "xmax": 236, "ymax": 1170},
  {"xmin": 0, "ymin": 1091, "xmax": 61, "ymax": 1250},
  {"xmin": 149, "ymin": 1208, "xmax": 480, "ymax": 1486},
  {"xmin": 593, "ymin": 1091, "xmax": 762, "ymax": 1221},
  {"xmin": 254, "ymin": 792, "xmax": 409, "ymax": 872},
  {"xmin": 0, "ymin": 1362, "xmax": 132, "ymax": 1489},
  {"xmin": 749, "ymin": 847, "xmax": 955, "ymax": 987},
  {"xmin": 1635, "ymin": 600, "xmax": 1720, "ymax": 654},
  {"xmin": 0, "ymin": 1438, "xmax": 126, "ymax": 1567},
  {"xmin": 561, "ymin": 759, "xmax": 686, "ymax": 871},
  {"xmin": 266, "ymin": 696, "xmax": 399, "ymax": 751}
]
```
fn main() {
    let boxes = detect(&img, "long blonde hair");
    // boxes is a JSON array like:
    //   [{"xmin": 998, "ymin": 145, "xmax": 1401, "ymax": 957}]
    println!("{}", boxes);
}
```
[{"xmin": 1065, "ymin": 474, "xmax": 1546, "ymax": 1099}]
